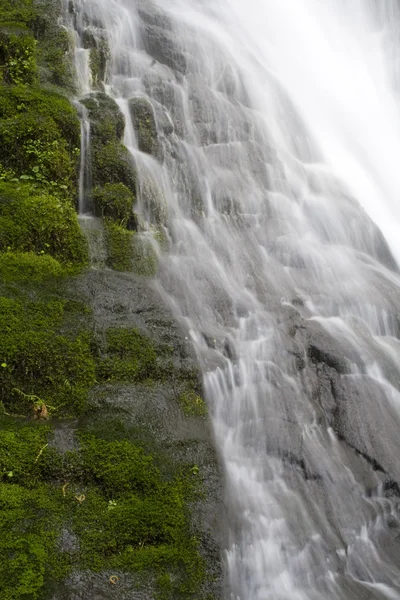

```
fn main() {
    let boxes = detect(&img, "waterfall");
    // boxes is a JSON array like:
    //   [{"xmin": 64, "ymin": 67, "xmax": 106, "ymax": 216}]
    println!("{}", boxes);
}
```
[{"xmin": 71, "ymin": 0, "xmax": 400, "ymax": 598}]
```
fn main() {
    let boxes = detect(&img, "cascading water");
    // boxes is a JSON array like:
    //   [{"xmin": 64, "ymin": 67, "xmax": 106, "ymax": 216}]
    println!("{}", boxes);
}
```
[{"xmin": 70, "ymin": 0, "xmax": 400, "ymax": 597}]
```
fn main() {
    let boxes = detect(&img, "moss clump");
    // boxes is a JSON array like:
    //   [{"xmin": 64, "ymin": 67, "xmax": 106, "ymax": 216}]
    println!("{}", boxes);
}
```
[
  {"xmin": 96, "ymin": 327, "xmax": 158, "ymax": 383},
  {"xmin": 0, "ymin": 296, "xmax": 96, "ymax": 415},
  {"xmin": 0, "ymin": 86, "xmax": 80, "ymax": 189},
  {"xmin": 104, "ymin": 218, "xmax": 134, "ymax": 271},
  {"xmin": 0, "ymin": 251, "xmax": 65, "ymax": 282},
  {"xmin": 0, "ymin": 183, "xmax": 88, "ymax": 268},
  {"xmin": 178, "ymin": 392, "xmax": 207, "ymax": 418},
  {"xmin": 0, "ymin": 482, "xmax": 63, "ymax": 600},
  {"xmin": 37, "ymin": 23, "xmax": 75, "ymax": 92},
  {"xmin": 132, "ymin": 234, "xmax": 158, "ymax": 276},
  {"xmin": 129, "ymin": 97, "xmax": 161, "ymax": 158},
  {"xmin": 88, "ymin": 39, "xmax": 109, "ymax": 89},
  {"xmin": 93, "ymin": 182, "xmax": 136, "ymax": 228},
  {"xmin": 71, "ymin": 434, "xmax": 204, "ymax": 597},
  {"xmin": 0, "ymin": 30, "xmax": 37, "ymax": 85},
  {"xmin": 0, "ymin": 420, "xmax": 50, "ymax": 485},
  {"xmin": 81, "ymin": 93, "xmax": 137, "ymax": 195},
  {"xmin": 0, "ymin": 418, "xmax": 67, "ymax": 600},
  {"xmin": 92, "ymin": 141, "xmax": 136, "ymax": 191},
  {"xmin": 104, "ymin": 219, "xmax": 158, "ymax": 275},
  {"xmin": 81, "ymin": 93, "xmax": 125, "ymax": 145}
]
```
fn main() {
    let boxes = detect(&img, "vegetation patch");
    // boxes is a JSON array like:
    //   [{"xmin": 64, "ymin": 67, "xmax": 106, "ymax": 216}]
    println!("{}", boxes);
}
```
[
  {"xmin": 129, "ymin": 96, "xmax": 161, "ymax": 158},
  {"xmin": 0, "ymin": 416, "xmax": 206, "ymax": 600},
  {"xmin": 71, "ymin": 433, "xmax": 204, "ymax": 598},
  {"xmin": 0, "ymin": 182, "xmax": 88, "ymax": 268},
  {"xmin": 178, "ymin": 391, "xmax": 207, "ymax": 418},
  {"xmin": 0, "ymin": 251, "xmax": 65, "ymax": 282},
  {"xmin": 95, "ymin": 327, "xmax": 158, "ymax": 383},
  {"xmin": 0, "ymin": 296, "xmax": 96, "ymax": 415},
  {"xmin": 93, "ymin": 182, "xmax": 136, "ymax": 228},
  {"xmin": 0, "ymin": 86, "xmax": 80, "ymax": 190}
]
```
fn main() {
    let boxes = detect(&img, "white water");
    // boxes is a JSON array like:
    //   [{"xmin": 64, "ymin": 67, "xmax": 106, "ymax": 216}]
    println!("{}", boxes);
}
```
[{"xmin": 70, "ymin": 0, "xmax": 400, "ymax": 598}]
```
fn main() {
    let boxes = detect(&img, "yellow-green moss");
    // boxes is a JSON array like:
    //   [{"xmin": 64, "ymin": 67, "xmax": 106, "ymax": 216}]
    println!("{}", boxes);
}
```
[
  {"xmin": 95, "ymin": 327, "xmax": 158, "ymax": 383},
  {"xmin": 0, "ymin": 419, "xmax": 66, "ymax": 600},
  {"xmin": 0, "ymin": 86, "xmax": 80, "ymax": 190},
  {"xmin": 71, "ymin": 434, "xmax": 205, "ymax": 598},
  {"xmin": 129, "ymin": 96, "xmax": 161, "ymax": 158},
  {"xmin": 0, "ymin": 296, "xmax": 96, "ymax": 415},
  {"xmin": 104, "ymin": 218, "xmax": 134, "ymax": 271},
  {"xmin": 88, "ymin": 39, "xmax": 109, "ymax": 89},
  {"xmin": 0, "ymin": 30, "xmax": 37, "ymax": 85},
  {"xmin": 178, "ymin": 391, "xmax": 207, "ymax": 418},
  {"xmin": 81, "ymin": 93, "xmax": 125, "ymax": 145},
  {"xmin": 0, "ymin": 182, "xmax": 88, "ymax": 268},
  {"xmin": 93, "ymin": 182, "xmax": 136, "ymax": 228},
  {"xmin": 104, "ymin": 219, "xmax": 158, "ymax": 275},
  {"xmin": 0, "ymin": 251, "xmax": 65, "ymax": 282}
]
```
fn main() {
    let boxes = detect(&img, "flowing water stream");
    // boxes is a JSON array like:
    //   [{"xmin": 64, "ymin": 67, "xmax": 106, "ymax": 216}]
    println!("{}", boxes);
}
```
[{"xmin": 68, "ymin": 0, "xmax": 400, "ymax": 597}]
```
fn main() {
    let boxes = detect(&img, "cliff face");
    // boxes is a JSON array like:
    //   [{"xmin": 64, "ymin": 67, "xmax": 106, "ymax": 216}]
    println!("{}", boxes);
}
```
[{"xmin": 0, "ymin": 2, "xmax": 222, "ymax": 599}]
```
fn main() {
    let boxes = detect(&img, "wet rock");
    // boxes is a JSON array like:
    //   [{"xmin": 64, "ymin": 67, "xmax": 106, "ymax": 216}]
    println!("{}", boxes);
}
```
[
  {"xmin": 140, "ymin": 22, "xmax": 187, "ymax": 74},
  {"xmin": 332, "ymin": 374, "xmax": 400, "ymax": 482},
  {"xmin": 81, "ymin": 93, "xmax": 125, "ymax": 144},
  {"xmin": 129, "ymin": 97, "xmax": 162, "ymax": 159}
]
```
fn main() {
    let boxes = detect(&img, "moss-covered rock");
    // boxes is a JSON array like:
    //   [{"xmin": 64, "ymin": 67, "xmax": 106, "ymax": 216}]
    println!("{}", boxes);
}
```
[
  {"xmin": 0, "ymin": 86, "xmax": 80, "ymax": 189},
  {"xmin": 129, "ymin": 96, "xmax": 161, "ymax": 158},
  {"xmin": 0, "ymin": 183, "xmax": 88, "ymax": 268},
  {"xmin": 0, "ymin": 251, "xmax": 65, "ymax": 282},
  {"xmin": 178, "ymin": 391, "xmax": 207, "ymax": 418},
  {"xmin": 88, "ymin": 38, "xmax": 109, "ymax": 89},
  {"xmin": 104, "ymin": 219, "xmax": 158, "ymax": 275},
  {"xmin": 92, "ymin": 141, "xmax": 137, "ymax": 191},
  {"xmin": 93, "ymin": 182, "xmax": 137, "ymax": 228},
  {"xmin": 0, "ymin": 29, "xmax": 37, "ymax": 85},
  {"xmin": 95, "ymin": 327, "xmax": 158, "ymax": 383},
  {"xmin": 81, "ymin": 92, "xmax": 125, "ymax": 145},
  {"xmin": 37, "ymin": 22, "xmax": 75, "ymax": 92},
  {"xmin": 0, "ymin": 296, "xmax": 96, "ymax": 415},
  {"xmin": 104, "ymin": 218, "xmax": 134, "ymax": 271}
]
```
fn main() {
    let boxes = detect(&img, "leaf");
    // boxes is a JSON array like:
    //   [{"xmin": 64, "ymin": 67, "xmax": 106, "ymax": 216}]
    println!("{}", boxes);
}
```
[
  {"xmin": 1, "ymin": 363, "xmax": 7, "ymax": 368},
  {"xmin": 32, "ymin": 166, "xmax": 40, "ymax": 173},
  {"xmin": 7, "ymin": 471, "xmax": 13, "ymax": 478},
  {"xmin": 19, "ymin": 174, "xmax": 31, "ymax": 180}
]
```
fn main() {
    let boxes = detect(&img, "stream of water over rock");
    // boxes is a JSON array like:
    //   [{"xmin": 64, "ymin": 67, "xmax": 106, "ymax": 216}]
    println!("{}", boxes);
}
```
[{"xmin": 69, "ymin": 0, "xmax": 400, "ymax": 597}]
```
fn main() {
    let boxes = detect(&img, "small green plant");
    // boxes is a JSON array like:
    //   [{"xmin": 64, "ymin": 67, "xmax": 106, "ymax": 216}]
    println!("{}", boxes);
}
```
[{"xmin": 177, "ymin": 391, "xmax": 207, "ymax": 418}]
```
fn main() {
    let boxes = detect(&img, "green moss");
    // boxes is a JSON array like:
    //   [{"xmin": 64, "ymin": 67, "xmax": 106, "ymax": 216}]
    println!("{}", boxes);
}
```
[
  {"xmin": 0, "ymin": 420, "xmax": 50, "ymax": 485},
  {"xmin": 92, "ymin": 140, "xmax": 136, "ymax": 192},
  {"xmin": 0, "ymin": 30, "xmax": 37, "ymax": 85},
  {"xmin": 0, "ymin": 482, "xmax": 63, "ymax": 600},
  {"xmin": 88, "ymin": 39, "xmax": 109, "ymax": 89},
  {"xmin": 129, "ymin": 97, "xmax": 161, "ymax": 158},
  {"xmin": 0, "ymin": 251, "xmax": 65, "ymax": 282},
  {"xmin": 0, "ymin": 1, "xmax": 37, "ymax": 30},
  {"xmin": 37, "ymin": 24, "xmax": 75, "ymax": 92},
  {"xmin": 0, "ymin": 86, "xmax": 80, "ymax": 189},
  {"xmin": 0, "ymin": 296, "xmax": 96, "ymax": 415},
  {"xmin": 96, "ymin": 327, "xmax": 158, "ymax": 383},
  {"xmin": 132, "ymin": 234, "xmax": 158, "ymax": 276},
  {"xmin": 93, "ymin": 182, "xmax": 136, "ymax": 228},
  {"xmin": 104, "ymin": 219, "xmax": 158, "ymax": 275},
  {"xmin": 0, "ymin": 417, "xmax": 66, "ymax": 600},
  {"xmin": 71, "ymin": 434, "xmax": 204, "ymax": 597},
  {"xmin": 178, "ymin": 392, "xmax": 207, "ymax": 418},
  {"xmin": 81, "ymin": 93, "xmax": 125, "ymax": 144},
  {"xmin": 0, "ymin": 182, "xmax": 88, "ymax": 268},
  {"xmin": 104, "ymin": 218, "xmax": 133, "ymax": 271}
]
